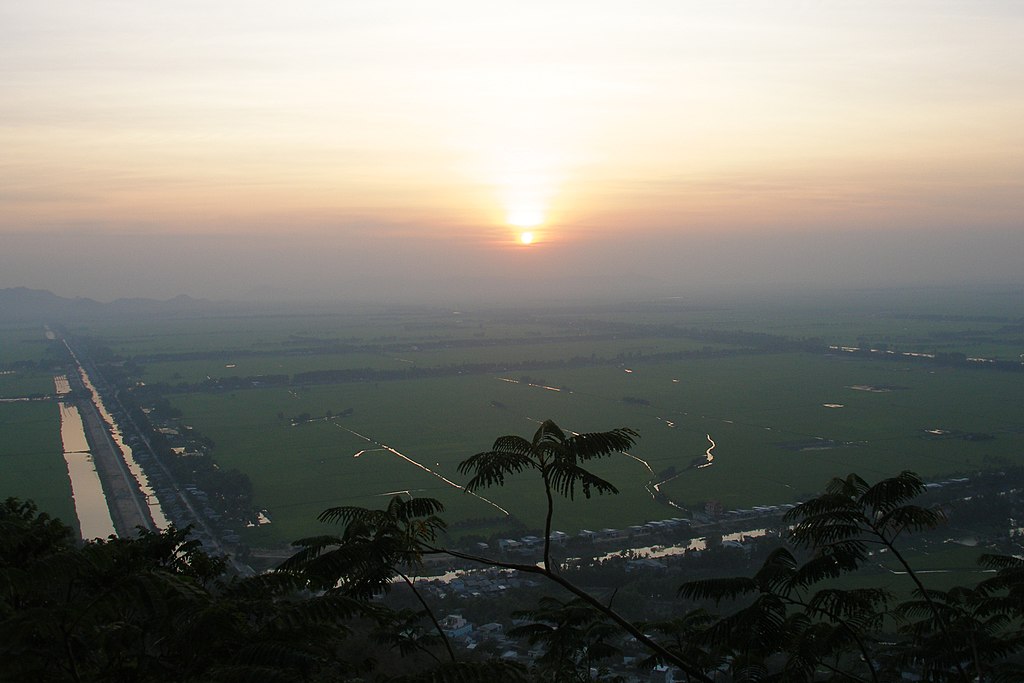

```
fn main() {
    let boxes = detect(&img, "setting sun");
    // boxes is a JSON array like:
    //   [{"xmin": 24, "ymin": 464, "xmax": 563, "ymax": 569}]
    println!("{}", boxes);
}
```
[{"xmin": 519, "ymin": 231, "xmax": 535, "ymax": 245}]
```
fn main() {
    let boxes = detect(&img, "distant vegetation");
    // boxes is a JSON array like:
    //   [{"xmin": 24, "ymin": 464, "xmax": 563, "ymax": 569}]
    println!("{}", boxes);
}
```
[{"xmin": 2, "ymin": 289, "xmax": 1022, "ymax": 557}]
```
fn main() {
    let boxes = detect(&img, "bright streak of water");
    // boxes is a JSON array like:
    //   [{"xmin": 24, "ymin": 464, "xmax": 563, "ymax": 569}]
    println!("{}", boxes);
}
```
[
  {"xmin": 336, "ymin": 425, "xmax": 509, "ymax": 515},
  {"xmin": 67, "ymin": 344, "xmax": 169, "ymax": 529},
  {"xmin": 621, "ymin": 450, "xmax": 654, "ymax": 475},
  {"xmin": 696, "ymin": 434, "xmax": 716, "ymax": 469},
  {"xmin": 58, "ymin": 399, "xmax": 116, "ymax": 538},
  {"xmin": 497, "ymin": 377, "xmax": 563, "ymax": 392}
]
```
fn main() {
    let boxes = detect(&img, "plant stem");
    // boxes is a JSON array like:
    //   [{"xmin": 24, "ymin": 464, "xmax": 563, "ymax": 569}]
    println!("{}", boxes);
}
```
[
  {"xmin": 398, "ymin": 571, "xmax": 456, "ymax": 663},
  {"xmin": 781, "ymin": 596, "xmax": 879, "ymax": 683},
  {"xmin": 542, "ymin": 469, "xmax": 555, "ymax": 572},
  {"xmin": 430, "ymin": 547, "xmax": 714, "ymax": 683},
  {"xmin": 875, "ymin": 527, "xmax": 970, "ymax": 683}
]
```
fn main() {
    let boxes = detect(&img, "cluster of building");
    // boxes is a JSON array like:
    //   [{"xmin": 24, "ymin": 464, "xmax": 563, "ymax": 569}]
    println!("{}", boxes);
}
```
[
  {"xmin": 717, "ymin": 503, "xmax": 795, "ymax": 521},
  {"xmin": 493, "ymin": 517, "xmax": 693, "ymax": 554},
  {"xmin": 579, "ymin": 517, "xmax": 692, "ymax": 541},
  {"xmin": 418, "ymin": 568, "xmax": 536, "ymax": 600},
  {"xmin": 435, "ymin": 611, "xmax": 706, "ymax": 682}
]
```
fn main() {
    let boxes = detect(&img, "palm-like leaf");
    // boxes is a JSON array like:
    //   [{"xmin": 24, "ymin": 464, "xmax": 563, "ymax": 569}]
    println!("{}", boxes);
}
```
[
  {"xmin": 282, "ymin": 496, "xmax": 446, "ymax": 596},
  {"xmin": 676, "ymin": 473, "xmax": 966, "ymax": 681},
  {"xmin": 459, "ymin": 420, "xmax": 636, "ymax": 499},
  {"xmin": 786, "ymin": 471, "xmax": 942, "ymax": 553},
  {"xmin": 458, "ymin": 419, "xmax": 636, "ymax": 574},
  {"xmin": 509, "ymin": 596, "xmax": 621, "ymax": 679},
  {"xmin": 639, "ymin": 610, "xmax": 721, "ymax": 673},
  {"xmin": 546, "ymin": 460, "xmax": 619, "ymax": 500},
  {"xmin": 457, "ymin": 450, "xmax": 535, "ymax": 491},
  {"xmin": 678, "ymin": 576, "xmax": 761, "ymax": 604}
]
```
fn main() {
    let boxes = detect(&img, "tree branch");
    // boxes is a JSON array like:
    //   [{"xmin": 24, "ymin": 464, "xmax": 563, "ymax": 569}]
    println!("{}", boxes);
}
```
[
  {"xmin": 398, "ymin": 571, "xmax": 456, "ymax": 663},
  {"xmin": 427, "ymin": 546, "xmax": 714, "ymax": 683}
]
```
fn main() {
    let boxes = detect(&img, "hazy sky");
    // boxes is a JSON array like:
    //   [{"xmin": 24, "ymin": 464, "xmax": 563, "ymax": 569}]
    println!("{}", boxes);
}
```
[{"xmin": 2, "ymin": 1, "xmax": 1022, "ymax": 302}]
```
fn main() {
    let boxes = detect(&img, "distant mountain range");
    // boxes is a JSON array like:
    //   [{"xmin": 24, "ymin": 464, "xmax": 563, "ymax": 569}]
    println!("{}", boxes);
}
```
[{"xmin": 0, "ymin": 287, "xmax": 216, "ymax": 322}]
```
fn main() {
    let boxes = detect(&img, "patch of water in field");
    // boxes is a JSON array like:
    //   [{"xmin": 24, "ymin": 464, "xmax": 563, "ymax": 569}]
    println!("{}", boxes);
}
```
[
  {"xmin": 59, "ymin": 400, "xmax": 116, "ymax": 539},
  {"xmin": 73, "ymin": 364, "xmax": 170, "ymax": 529}
]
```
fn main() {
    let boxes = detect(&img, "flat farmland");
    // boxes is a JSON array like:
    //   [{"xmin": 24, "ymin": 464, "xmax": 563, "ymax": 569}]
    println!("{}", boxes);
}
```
[
  {"xmin": 0, "ymin": 325, "xmax": 51, "ymax": 364},
  {"xmin": 171, "ymin": 376, "xmax": 671, "ymax": 545},
  {"xmin": 139, "ymin": 352, "xmax": 413, "ymax": 385},
  {"xmin": 559, "ymin": 354, "xmax": 1024, "ymax": 510},
  {"xmin": 52, "ymin": 296, "xmax": 1020, "ymax": 549},
  {"xmin": 0, "ymin": 325, "xmax": 57, "ymax": 397},
  {"xmin": 0, "ymin": 400, "xmax": 76, "ymax": 526},
  {"xmin": 166, "ymin": 347, "xmax": 1024, "ymax": 546},
  {"xmin": 0, "ymin": 325, "xmax": 74, "ymax": 524},
  {"xmin": 138, "ymin": 337, "xmax": 740, "ymax": 386},
  {"xmin": 88, "ymin": 309, "xmax": 569, "ymax": 357},
  {"xmin": 0, "ymin": 370, "xmax": 54, "ymax": 398},
  {"xmin": 592, "ymin": 292, "xmax": 1024, "ymax": 361}
]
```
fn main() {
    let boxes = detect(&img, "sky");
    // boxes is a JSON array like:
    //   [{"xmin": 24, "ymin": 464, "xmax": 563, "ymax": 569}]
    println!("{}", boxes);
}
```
[{"xmin": 2, "ymin": 1, "xmax": 1022, "ymax": 303}]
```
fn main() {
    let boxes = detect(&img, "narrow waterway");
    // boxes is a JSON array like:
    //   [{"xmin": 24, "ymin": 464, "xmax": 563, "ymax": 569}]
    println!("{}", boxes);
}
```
[
  {"xmin": 56, "ymin": 375, "xmax": 116, "ymax": 539},
  {"xmin": 336, "ymin": 423, "xmax": 510, "ymax": 515},
  {"xmin": 67, "ymin": 348, "xmax": 170, "ymax": 530},
  {"xmin": 649, "ymin": 434, "xmax": 717, "ymax": 511}
]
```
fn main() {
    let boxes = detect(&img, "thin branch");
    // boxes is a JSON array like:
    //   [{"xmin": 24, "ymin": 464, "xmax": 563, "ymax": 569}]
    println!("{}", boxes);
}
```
[
  {"xmin": 542, "ymin": 468, "xmax": 555, "ymax": 573},
  {"xmin": 779, "ymin": 595, "xmax": 880, "ymax": 683},
  {"xmin": 398, "ymin": 571, "xmax": 456, "ymax": 663},
  {"xmin": 872, "ymin": 523, "xmax": 971, "ymax": 683},
  {"xmin": 429, "ymin": 546, "xmax": 714, "ymax": 683}
]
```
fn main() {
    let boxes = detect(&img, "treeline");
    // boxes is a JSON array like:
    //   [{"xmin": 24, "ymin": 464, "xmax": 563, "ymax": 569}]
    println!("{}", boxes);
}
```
[
  {"xmin": 125, "ymin": 323, "xmax": 822, "ymax": 367},
  {"xmin": 126, "ymin": 332, "xmax": 645, "ymax": 364},
  {"xmin": 138, "ymin": 341, "xmax": 1021, "ymax": 399},
  {"xmin": 144, "ymin": 346, "xmax": 761, "ymax": 395},
  {"xmin": 834, "ymin": 346, "xmax": 1024, "ymax": 372}
]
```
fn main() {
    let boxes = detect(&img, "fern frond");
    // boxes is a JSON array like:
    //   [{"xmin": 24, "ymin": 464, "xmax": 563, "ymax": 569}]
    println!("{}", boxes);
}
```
[{"xmin": 678, "ymin": 576, "xmax": 760, "ymax": 603}]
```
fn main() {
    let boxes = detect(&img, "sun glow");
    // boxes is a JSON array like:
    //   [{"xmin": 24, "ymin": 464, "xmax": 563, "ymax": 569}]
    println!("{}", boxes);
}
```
[
  {"xmin": 487, "ymin": 147, "xmax": 560, "ymax": 239},
  {"xmin": 519, "ymin": 231, "xmax": 535, "ymax": 245},
  {"xmin": 507, "ymin": 208, "xmax": 544, "ymax": 228}
]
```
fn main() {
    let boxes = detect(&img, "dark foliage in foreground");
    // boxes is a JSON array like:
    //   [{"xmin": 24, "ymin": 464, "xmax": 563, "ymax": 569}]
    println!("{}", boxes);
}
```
[
  {"xmin": 0, "ymin": 498, "xmax": 376, "ymax": 682},
  {"xmin": 675, "ymin": 471, "xmax": 1024, "ymax": 682},
  {"xmin": 8, "ymin": 421, "xmax": 1024, "ymax": 682}
]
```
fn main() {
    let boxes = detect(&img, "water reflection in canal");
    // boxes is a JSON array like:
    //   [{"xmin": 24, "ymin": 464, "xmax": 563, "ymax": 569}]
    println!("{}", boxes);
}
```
[
  {"xmin": 57, "ymin": 376, "xmax": 116, "ymax": 539},
  {"xmin": 71, "ymin": 359, "xmax": 170, "ymax": 530}
]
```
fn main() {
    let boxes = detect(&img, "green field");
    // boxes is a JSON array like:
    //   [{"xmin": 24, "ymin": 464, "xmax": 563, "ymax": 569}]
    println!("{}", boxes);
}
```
[
  {"xmin": 0, "ymin": 325, "xmax": 58, "ymax": 397},
  {"xmin": 0, "ymin": 371, "xmax": 54, "ymax": 398},
  {"xmin": 170, "ymin": 375, "xmax": 669, "ymax": 544},
  {"xmin": 0, "ymin": 325, "xmax": 77, "ymax": 527},
  {"xmin": 136, "ymin": 337, "xmax": 740, "ymax": 386},
  {"xmin": 0, "ymin": 401, "xmax": 76, "ymax": 527},
  {"xmin": 0, "ymin": 325, "xmax": 51, "ymax": 364},
  {"xmin": 9, "ymin": 294, "xmax": 1020, "ymax": 549},
  {"xmin": 163, "ymin": 345, "xmax": 1022, "ymax": 546}
]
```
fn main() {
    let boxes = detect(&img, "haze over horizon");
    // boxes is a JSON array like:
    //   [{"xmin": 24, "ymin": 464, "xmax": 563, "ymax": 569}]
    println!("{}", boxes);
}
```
[{"xmin": 2, "ymin": 2, "xmax": 1022, "ymax": 303}]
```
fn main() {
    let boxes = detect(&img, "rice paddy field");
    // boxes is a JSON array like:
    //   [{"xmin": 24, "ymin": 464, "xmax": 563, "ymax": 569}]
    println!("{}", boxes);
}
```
[
  {"xmin": 0, "ymin": 324, "xmax": 76, "ymax": 525},
  {"xmin": 94, "ymin": 296, "xmax": 1024, "ymax": 546},
  {"xmin": 4, "ymin": 290, "xmax": 1022, "ymax": 549}
]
